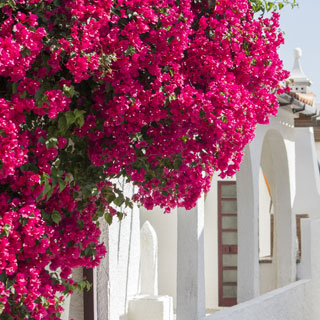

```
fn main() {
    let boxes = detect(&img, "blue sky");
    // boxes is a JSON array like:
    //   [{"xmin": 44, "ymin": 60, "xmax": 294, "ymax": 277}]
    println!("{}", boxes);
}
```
[{"xmin": 278, "ymin": 0, "xmax": 320, "ymax": 99}]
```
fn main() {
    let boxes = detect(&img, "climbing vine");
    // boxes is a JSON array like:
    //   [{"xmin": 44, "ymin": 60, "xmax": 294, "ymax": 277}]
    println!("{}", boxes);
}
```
[{"xmin": 0, "ymin": 0, "xmax": 289, "ymax": 318}]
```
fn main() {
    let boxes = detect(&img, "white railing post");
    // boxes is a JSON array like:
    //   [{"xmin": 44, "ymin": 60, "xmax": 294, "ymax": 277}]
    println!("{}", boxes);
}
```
[
  {"xmin": 177, "ymin": 196, "xmax": 206, "ymax": 320},
  {"xmin": 139, "ymin": 221, "xmax": 159, "ymax": 295}
]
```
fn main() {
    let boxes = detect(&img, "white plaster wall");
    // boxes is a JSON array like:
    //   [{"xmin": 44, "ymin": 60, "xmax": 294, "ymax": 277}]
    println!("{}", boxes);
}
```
[
  {"xmin": 176, "ymin": 197, "xmax": 206, "ymax": 320},
  {"xmin": 258, "ymin": 162, "xmax": 277, "ymax": 295},
  {"xmin": 315, "ymin": 142, "xmax": 320, "ymax": 161},
  {"xmin": 65, "ymin": 183, "xmax": 140, "ymax": 320},
  {"xmin": 205, "ymin": 280, "xmax": 310, "ymax": 320},
  {"xmin": 301, "ymin": 219, "xmax": 320, "ymax": 319},
  {"xmin": 205, "ymin": 218, "xmax": 320, "ymax": 320},
  {"xmin": 237, "ymin": 107, "xmax": 296, "ymax": 303},
  {"xmin": 140, "ymin": 109, "xmax": 296, "ymax": 310},
  {"xmin": 259, "ymin": 262, "xmax": 277, "ymax": 294},
  {"xmin": 68, "ymin": 268, "xmax": 84, "ymax": 320},
  {"xmin": 140, "ymin": 207, "xmax": 178, "ymax": 308},
  {"xmin": 140, "ymin": 172, "xmax": 235, "ymax": 311},
  {"xmin": 293, "ymin": 127, "xmax": 320, "ymax": 218},
  {"xmin": 107, "ymin": 183, "xmax": 141, "ymax": 320},
  {"xmin": 204, "ymin": 172, "xmax": 235, "ymax": 310},
  {"xmin": 258, "ymin": 167, "xmax": 271, "ymax": 258}
]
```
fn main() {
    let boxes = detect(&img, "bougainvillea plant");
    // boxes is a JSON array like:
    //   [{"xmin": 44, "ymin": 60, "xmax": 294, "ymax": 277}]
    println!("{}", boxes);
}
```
[{"xmin": 0, "ymin": 0, "xmax": 293, "ymax": 318}]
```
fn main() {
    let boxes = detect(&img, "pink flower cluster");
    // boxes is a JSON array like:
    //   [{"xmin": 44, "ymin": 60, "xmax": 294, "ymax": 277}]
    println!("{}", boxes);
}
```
[
  {"xmin": 0, "ymin": 0, "xmax": 288, "ymax": 317},
  {"xmin": 76, "ymin": 0, "xmax": 288, "ymax": 210},
  {"xmin": 0, "ymin": 12, "xmax": 46, "ymax": 81}
]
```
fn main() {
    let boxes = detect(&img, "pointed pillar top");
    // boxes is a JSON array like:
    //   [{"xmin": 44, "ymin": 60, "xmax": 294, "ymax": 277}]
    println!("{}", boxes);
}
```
[{"xmin": 290, "ymin": 48, "xmax": 311, "ymax": 92}]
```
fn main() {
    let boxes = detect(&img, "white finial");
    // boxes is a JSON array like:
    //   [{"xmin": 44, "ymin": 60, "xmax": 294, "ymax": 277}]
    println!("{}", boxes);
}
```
[
  {"xmin": 294, "ymin": 47, "xmax": 302, "ymax": 59},
  {"xmin": 290, "ymin": 47, "xmax": 311, "ymax": 92},
  {"xmin": 139, "ymin": 221, "xmax": 158, "ymax": 296}
]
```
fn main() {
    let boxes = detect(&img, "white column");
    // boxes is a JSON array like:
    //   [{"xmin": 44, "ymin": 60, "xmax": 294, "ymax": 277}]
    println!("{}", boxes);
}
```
[
  {"xmin": 67, "ymin": 268, "xmax": 84, "ymax": 320},
  {"xmin": 140, "ymin": 221, "xmax": 158, "ymax": 295},
  {"xmin": 236, "ymin": 146, "xmax": 260, "ymax": 302},
  {"xmin": 176, "ymin": 196, "xmax": 205, "ymax": 320},
  {"xmin": 95, "ymin": 220, "xmax": 109, "ymax": 320},
  {"xmin": 273, "ymin": 138, "xmax": 296, "ymax": 287},
  {"xmin": 293, "ymin": 127, "xmax": 320, "ymax": 218},
  {"xmin": 95, "ymin": 181, "xmax": 140, "ymax": 320}
]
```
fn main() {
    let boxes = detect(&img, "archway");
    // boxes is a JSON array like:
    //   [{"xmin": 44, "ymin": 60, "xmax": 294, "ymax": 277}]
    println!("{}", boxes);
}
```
[
  {"xmin": 260, "ymin": 129, "xmax": 296, "ymax": 287},
  {"xmin": 237, "ymin": 128, "xmax": 296, "ymax": 302}
]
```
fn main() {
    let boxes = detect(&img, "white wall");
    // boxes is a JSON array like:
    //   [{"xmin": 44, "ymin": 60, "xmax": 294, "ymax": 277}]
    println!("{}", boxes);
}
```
[
  {"xmin": 140, "ymin": 109, "xmax": 296, "ymax": 311},
  {"xmin": 205, "ymin": 218, "xmax": 320, "ymax": 320},
  {"xmin": 205, "ymin": 280, "xmax": 310, "ymax": 320},
  {"xmin": 140, "ymin": 207, "xmax": 178, "ymax": 307},
  {"xmin": 64, "ymin": 268, "xmax": 83, "ymax": 320},
  {"xmin": 204, "ymin": 173, "xmax": 236, "ymax": 310},
  {"xmin": 66, "ymin": 182, "xmax": 141, "ymax": 320},
  {"xmin": 258, "ymin": 167, "xmax": 271, "ymax": 258},
  {"xmin": 140, "ymin": 172, "xmax": 236, "ymax": 311},
  {"xmin": 259, "ymin": 262, "xmax": 277, "ymax": 294},
  {"xmin": 315, "ymin": 142, "xmax": 320, "ymax": 161},
  {"xmin": 237, "ymin": 108, "xmax": 296, "ymax": 303},
  {"xmin": 293, "ymin": 127, "xmax": 320, "ymax": 218}
]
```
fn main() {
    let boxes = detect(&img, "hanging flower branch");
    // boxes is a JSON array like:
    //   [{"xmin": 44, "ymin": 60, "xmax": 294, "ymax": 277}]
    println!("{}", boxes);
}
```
[{"xmin": 0, "ymin": 0, "xmax": 289, "ymax": 318}]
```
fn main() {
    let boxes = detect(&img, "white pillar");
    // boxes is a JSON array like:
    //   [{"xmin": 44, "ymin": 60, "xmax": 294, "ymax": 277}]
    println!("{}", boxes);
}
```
[
  {"xmin": 236, "ymin": 146, "xmax": 260, "ymax": 302},
  {"xmin": 95, "ymin": 181, "xmax": 140, "ymax": 320},
  {"xmin": 260, "ymin": 130, "xmax": 295, "ymax": 287},
  {"xmin": 273, "ymin": 139, "xmax": 296, "ymax": 287},
  {"xmin": 95, "ymin": 220, "xmax": 109, "ymax": 320},
  {"xmin": 176, "ymin": 196, "xmax": 205, "ymax": 320},
  {"xmin": 300, "ymin": 218, "xmax": 320, "ymax": 320},
  {"xmin": 140, "ymin": 221, "xmax": 158, "ymax": 295},
  {"xmin": 69, "ymin": 268, "xmax": 85, "ymax": 320},
  {"xmin": 293, "ymin": 127, "xmax": 320, "ymax": 218}
]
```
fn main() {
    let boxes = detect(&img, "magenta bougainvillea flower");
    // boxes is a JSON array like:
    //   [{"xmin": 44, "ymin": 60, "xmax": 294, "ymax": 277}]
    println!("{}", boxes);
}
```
[{"xmin": 0, "ymin": 0, "xmax": 288, "ymax": 318}]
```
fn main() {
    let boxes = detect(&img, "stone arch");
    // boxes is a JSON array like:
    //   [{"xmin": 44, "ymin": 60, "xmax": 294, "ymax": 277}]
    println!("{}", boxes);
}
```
[
  {"xmin": 237, "ymin": 127, "xmax": 296, "ymax": 302},
  {"xmin": 260, "ymin": 129, "xmax": 296, "ymax": 287}
]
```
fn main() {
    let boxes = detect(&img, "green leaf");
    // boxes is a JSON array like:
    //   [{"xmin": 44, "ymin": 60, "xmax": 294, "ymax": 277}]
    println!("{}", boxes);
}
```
[
  {"xmin": 77, "ymin": 219, "xmax": 84, "ymax": 230},
  {"xmin": 77, "ymin": 116, "xmax": 85, "ymax": 127},
  {"xmin": 173, "ymin": 159, "xmax": 182, "ymax": 169},
  {"xmin": 267, "ymin": 1, "xmax": 274, "ymax": 11},
  {"xmin": 124, "ymin": 44, "xmax": 136, "ymax": 57},
  {"xmin": 38, "ymin": 136, "xmax": 46, "ymax": 144},
  {"xmin": 1, "ymin": 224, "xmax": 11, "ymax": 237},
  {"xmin": 96, "ymin": 207, "xmax": 105, "ymax": 217},
  {"xmin": 58, "ymin": 115, "xmax": 68, "ymax": 134},
  {"xmin": 105, "ymin": 193, "xmax": 116, "ymax": 203},
  {"xmin": 113, "ymin": 194, "xmax": 125, "ymax": 207},
  {"xmin": 46, "ymin": 137, "xmax": 58, "ymax": 149},
  {"xmin": 63, "ymin": 84, "xmax": 76, "ymax": 98},
  {"xmin": 20, "ymin": 90, "xmax": 27, "ymax": 99},
  {"xmin": 65, "ymin": 172, "xmax": 73, "ymax": 182},
  {"xmin": 11, "ymin": 82, "xmax": 18, "ymax": 94},
  {"xmin": 65, "ymin": 111, "xmax": 75, "ymax": 127},
  {"xmin": 46, "ymin": 186, "xmax": 54, "ymax": 201},
  {"xmin": 52, "ymin": 210, "xmax": 62, "ymax": 224},
  {"xmin": 58, "ymin": 179, "xmax": 67, "ymax": 192},
  {"xmin": 41, "ymin": 210, "xmax": 51, "ymax": 223},
  {"xmin": 104, "ymin": 213, "xmax": 113, "ymax": 225},
  {"xmin": 74, "ymin": 109, "xmax": 85, "ymax": 127},
  {"xmin": 39, "ymin": 182, "xmax": 52, "ymax": 200}
]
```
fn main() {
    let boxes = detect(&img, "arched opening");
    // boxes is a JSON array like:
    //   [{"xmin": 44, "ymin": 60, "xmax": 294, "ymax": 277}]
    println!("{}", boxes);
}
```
[
  {"xmin": 259, "ymin": 130, "xmax": 295, "ymax": 290},
  {"xmin": 237, "ymin": 128, "xmax": 296, "ymax": 302},
  {"xmin": 258, "ymin": 165, "xmax": 276, "ymax": 294}
]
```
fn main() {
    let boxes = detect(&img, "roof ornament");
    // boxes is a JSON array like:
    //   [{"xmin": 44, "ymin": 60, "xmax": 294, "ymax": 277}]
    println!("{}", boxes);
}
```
[{"xmin": 290, "ymin": 48, "xmax": 311, "ymax": 93}]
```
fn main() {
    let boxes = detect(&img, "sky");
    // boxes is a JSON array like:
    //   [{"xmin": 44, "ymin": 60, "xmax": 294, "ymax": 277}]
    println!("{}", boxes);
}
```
[{"xmin": 278, "ymin": 0, "xmax": 320, "ymax": 99}]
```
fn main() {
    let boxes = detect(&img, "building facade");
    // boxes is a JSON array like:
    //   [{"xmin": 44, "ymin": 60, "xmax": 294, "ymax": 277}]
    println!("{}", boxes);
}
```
[{"xmin": 63, "ymin": 48, "xmax": 320, "ymax": 320}]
